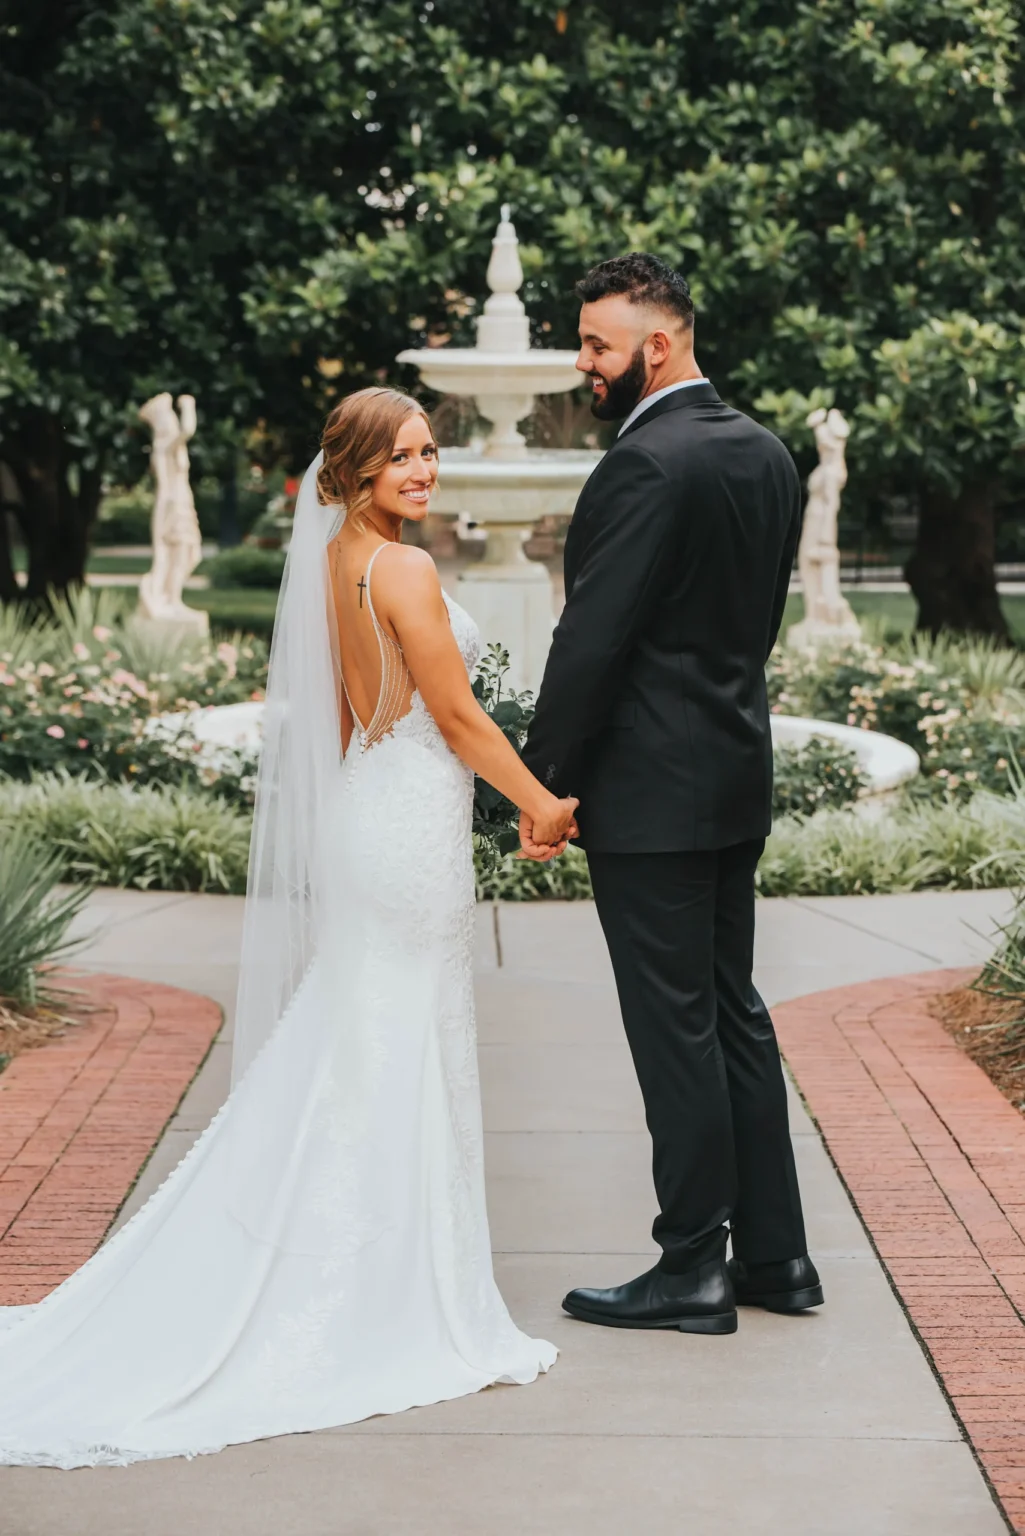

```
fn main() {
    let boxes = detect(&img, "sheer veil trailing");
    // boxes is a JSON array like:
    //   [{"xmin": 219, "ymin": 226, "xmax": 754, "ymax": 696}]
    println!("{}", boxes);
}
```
[{"xmin": 231, "ymin": 453, "xmax": 344, "ymax": 1085}]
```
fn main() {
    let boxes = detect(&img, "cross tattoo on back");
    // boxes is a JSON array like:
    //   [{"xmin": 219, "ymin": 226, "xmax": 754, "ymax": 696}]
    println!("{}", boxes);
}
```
[{"xmin": 357, "ymin": 575, "xmax": 367, "ymax": 609}]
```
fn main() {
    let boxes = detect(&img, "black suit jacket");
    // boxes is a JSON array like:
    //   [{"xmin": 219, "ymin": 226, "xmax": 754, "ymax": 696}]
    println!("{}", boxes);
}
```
[{"xmin": 522, "ymin": 383, "xmax": 801, "ymax": 853}]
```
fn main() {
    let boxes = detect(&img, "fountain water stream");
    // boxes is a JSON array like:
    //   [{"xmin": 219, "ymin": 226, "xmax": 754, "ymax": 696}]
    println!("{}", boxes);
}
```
[{"xmin": 397, "ymin": 207, "xmax": 602, "ymax": 693}]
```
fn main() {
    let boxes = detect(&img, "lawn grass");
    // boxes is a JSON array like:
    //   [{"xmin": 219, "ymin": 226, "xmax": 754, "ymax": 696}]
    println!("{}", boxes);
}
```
[
  {"xmin": 780, "ymin": 590, "xmax": 1025, "ymax": 642},
  {"xmin": 85, "ymin": 553, "xmax": 153, "ymax": 575},
  {"xmin": 185, "ymin": 588, "xmax": 278, "ymax": 636}
]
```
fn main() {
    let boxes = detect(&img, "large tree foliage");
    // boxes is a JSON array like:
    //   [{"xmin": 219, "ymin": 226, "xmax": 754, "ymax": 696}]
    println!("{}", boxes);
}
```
[{"xmin": 2, "ymin": 0, "xmax": 1023, "ymax": 631}]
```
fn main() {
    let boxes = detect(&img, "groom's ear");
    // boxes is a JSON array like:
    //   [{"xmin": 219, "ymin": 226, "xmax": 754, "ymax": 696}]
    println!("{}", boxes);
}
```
[
  {"xmin": 645, "ymin": 327, "xmax": 674, "ymax": 365},
  {"xmin": 645, "ymin": 327, "xmax": 676, "ymax": 368}
]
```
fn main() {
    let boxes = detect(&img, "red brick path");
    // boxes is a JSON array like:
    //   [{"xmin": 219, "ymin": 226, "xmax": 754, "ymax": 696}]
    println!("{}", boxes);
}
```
[
  {"xmin": 776, "ymin": 969, "xmax": 1025, "ymax": 1534},
  {"xmin": 0, "ymin": 973, "xmax": 221, "ymax": 1305}
]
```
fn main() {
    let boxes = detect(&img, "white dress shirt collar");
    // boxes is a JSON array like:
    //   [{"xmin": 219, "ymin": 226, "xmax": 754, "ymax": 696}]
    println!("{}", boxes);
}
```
[{"xmin": 618, "ymin": 377, "xmax": 708, "ymax": 437}]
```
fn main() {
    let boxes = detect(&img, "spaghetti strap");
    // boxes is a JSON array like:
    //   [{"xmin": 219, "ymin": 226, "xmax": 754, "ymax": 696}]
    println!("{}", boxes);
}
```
[{"xmin": 363, "ymin": 542, "xmax": 388, "ymax": 622}]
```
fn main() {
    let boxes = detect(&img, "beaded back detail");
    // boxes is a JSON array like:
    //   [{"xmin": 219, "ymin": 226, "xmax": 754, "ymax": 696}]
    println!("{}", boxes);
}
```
[{"xmin": 341, "ymin": 544, "xmax": 416, "ymax": 752}]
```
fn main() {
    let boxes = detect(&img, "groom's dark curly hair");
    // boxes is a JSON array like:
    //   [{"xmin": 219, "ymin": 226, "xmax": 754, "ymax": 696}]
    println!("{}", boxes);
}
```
[{"xmin": 575, "ymin": 253, "xmax": 695, "ymax": 330}]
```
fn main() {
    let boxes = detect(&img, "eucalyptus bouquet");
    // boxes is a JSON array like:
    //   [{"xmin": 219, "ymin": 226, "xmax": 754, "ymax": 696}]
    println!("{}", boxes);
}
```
[{"xmin": 471, "ymin": 643, "xmax": 535, "ymax": 875}]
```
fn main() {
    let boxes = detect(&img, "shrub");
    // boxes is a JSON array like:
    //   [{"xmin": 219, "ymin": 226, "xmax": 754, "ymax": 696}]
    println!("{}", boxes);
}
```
[
  {"xmin": 91, "ymin": 486, "xmax": 152, "ymax": 546},
  {"xmin": 0, "ymin": 825, "xmax": 93, "ymax": 1038},
  {"xmin": 0, "ymin": 776, "xmax": 253, "ymax": 894},
  {"xmin": 758, "ymin": 790, "xmax": 1025, "ymax": 897},
  {"xmin": 771, "ymin": 737, "xmax": 864, "ymax": 817},
  {"xmin": 476, "ymin": 844, "xmax": 592, "ymax": 902},
  {"xmin": 470, "ymin": 643, "xmax": 535, "ymax": 873},
  {"xmin": 204, "ymin": 546, "xmax": 286, "ymax": 590}
]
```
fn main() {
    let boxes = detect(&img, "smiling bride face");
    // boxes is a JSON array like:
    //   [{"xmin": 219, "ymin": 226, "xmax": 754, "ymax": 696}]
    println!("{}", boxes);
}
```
[
  {"xmin": 317, "ymin": 387, "xmax": 437, "ymax": 532},
  {"xmin": 370, "ymin": 412, "xmax": 439, "ymax": 526}
]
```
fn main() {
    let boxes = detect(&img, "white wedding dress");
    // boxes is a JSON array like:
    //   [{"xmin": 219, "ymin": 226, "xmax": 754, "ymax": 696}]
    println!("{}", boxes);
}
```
[{"xmin": 0, "ymin": 508, "xmax": 555, "ymax": 1467}]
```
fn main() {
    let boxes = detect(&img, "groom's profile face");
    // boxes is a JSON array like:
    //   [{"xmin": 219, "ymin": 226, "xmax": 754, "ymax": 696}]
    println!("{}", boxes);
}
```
[{"xmin": 576, "ymin": 295, "xmax": 653, "ymax": 421}]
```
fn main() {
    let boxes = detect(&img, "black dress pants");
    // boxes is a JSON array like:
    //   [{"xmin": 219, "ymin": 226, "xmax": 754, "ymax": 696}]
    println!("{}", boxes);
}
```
[{"xmin": 586, "ymin": 839, "xmax": 807, "ymax": 1272}]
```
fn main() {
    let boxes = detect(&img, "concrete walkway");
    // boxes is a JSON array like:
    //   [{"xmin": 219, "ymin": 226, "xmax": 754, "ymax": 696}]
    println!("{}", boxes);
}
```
[{"xmin": 2, "ymin": 888, "xmax": 1017, "ymax": 1535}]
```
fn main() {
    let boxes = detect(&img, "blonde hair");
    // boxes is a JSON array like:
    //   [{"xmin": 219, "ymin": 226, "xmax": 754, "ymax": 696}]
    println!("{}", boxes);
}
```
[{"xmin": 317, "ymin": 387, "xmax": 430, "ymax": 531}]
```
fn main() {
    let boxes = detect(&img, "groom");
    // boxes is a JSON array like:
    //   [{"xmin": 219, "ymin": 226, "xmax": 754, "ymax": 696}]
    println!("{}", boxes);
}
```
[{"xmin": 520, "ymin": 253, "xmax": 822, "ymax": 1334}]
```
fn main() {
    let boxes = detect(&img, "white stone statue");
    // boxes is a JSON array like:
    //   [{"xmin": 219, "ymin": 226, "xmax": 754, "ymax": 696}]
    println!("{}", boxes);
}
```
[
  {"xmin": 788, "ymin": 406, "xmax": 860, "ymax": 648},
  {"xmin": 137, "ymin": 392, "xmax": 208, "ymax": 636}
]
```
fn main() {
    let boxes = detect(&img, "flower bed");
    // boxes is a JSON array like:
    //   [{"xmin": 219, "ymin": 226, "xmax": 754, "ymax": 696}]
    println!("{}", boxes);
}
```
[
  {"xmin": 0, "ymin": 602, "xmax": 267, "ymax": 806},
  {"xmin": 768, "ymin": 633, "xmax": 1025, "ymax": 799}
]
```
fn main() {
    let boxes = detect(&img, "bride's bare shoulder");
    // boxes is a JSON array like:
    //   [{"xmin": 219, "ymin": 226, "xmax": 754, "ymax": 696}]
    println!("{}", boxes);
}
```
[{"xmin": 371, "ymin": 543, "xmax": 446, "ymax": 614}]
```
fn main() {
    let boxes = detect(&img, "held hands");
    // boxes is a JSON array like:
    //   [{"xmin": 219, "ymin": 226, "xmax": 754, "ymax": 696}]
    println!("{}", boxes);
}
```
[{"xmin": 518, "ymin": 797, "xmax": 580, "ymax": 863}]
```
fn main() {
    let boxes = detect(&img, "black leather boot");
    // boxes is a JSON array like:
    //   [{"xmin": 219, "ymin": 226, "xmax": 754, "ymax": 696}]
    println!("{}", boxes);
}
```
[
  {"xmin": 728, "ymin": 1254, "xmax": 824, "ymax": 1313},
  {"xmin": 562, "ymin": 1245, "xmax": 737, "ymax": 1335}
]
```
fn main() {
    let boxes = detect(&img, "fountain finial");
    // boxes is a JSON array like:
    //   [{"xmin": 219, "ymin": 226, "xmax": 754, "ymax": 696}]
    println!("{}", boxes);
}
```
[{"xmin": 478, "ymin": 206, "xmax": 529, "ymax": 353}]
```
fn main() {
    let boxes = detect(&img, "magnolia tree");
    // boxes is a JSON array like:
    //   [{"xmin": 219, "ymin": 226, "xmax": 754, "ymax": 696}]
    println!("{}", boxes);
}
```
[{"xmin": 2, "ymin": 0, "xmax": 1023, "ymax": 632}]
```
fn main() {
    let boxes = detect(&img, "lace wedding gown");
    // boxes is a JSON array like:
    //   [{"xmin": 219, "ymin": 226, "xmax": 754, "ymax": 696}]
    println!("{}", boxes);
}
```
[{"xmin": 0, "ymin": 552, "xmax": 555, "ymax": 1468}]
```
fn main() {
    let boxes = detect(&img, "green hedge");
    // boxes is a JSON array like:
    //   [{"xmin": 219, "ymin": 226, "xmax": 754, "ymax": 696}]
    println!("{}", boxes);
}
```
[
  {"xmin": 0, "ymin": 778, "xmax": 252, "ymax": 894},
  {"xmin": 3, "ymin": 773, "xmax": 1022, "ymax": 901},
  {"xmin": 478, "ymin": 786, "xmax": 1025, "ymax": 902},
  {"xmin": 203, "ymin": 546, "xmax": 287, "ymax": 590}
]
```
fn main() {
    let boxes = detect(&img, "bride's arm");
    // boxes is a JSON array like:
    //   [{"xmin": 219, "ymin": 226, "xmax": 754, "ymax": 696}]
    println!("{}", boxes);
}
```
[{"xmin": 373, "ymin": 545, "xmax": 578, "ymax": 848}]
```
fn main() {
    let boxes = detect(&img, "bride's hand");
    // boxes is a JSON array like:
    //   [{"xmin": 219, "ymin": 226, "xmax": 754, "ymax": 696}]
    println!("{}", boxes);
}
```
[{"xmin": 518, "ymin": 798, "xmax": 579, "ymax": 861}]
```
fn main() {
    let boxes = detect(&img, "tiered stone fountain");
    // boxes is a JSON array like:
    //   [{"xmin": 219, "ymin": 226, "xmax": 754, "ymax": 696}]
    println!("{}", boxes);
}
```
[{"xmin": 397, "ymin": 206, "xmax": 602, "ymax": 694}]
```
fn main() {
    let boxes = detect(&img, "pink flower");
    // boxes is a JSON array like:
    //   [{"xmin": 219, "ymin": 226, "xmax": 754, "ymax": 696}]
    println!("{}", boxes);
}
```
[
  {"xmin": 77, "ymin": 738, "xmax": 89, "ymax": 749},
  {"xmin": 110, "ymin": 668, "xmax": 150, "ymax": 700},
  {"xmin": 92, "ymin": 625, "xmax": 112, "ymax": 641},
  {"xmin": 73, "ymin": 642, "xmax": 89, "ymax": 660},
  {"xmin": 46, "ymin": 724, "xmax": 65, "ymax": 739}
]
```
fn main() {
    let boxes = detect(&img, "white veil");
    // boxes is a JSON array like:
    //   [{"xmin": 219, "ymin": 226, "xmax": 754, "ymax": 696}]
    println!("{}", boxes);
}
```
[{"xmin": 231, "ymin": 453, "xmax": 344, "ymax": 1085}]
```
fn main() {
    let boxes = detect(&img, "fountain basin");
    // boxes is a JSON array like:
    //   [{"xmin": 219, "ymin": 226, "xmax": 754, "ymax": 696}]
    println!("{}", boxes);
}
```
[
  {"xmin": 770, "ymin": 714, "xmax": 919, "ymax": 797},
  {"xmin": 430, "ymin": 446, "xmax": 602, "ymax": 522},
  {"xmin": 145, "ymin": 702, "xmax": 263, "ymax": 771},
  {"xmin": 397, "ymin": 349, "xmax": 581, "ymax": 399}
]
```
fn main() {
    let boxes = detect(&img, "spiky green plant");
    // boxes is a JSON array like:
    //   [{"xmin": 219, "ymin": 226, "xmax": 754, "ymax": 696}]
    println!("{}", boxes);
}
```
[
  {"xmin": 758, "ymin": 789, "xmax": 1025, "ymax": 898},
  {"xmin": 0, "ymin": 825, "xmax": 93, "ymax": 1028},
  {"xmin": 115, "ymin": 614, "xmax": 210, "ymax": 684},
  {"xmin": 971, "ymin": 756, "xmax": 1025, "ymax": 1080},
  {"xmin": 896, "ymin": 630, "xmax": 1025, "ymax": 707}
]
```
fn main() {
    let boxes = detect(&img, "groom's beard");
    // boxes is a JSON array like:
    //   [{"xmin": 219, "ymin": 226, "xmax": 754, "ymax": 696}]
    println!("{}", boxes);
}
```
[{"xmin": 588, "ymin": 344, "xmax": 648, "ymax": 421}]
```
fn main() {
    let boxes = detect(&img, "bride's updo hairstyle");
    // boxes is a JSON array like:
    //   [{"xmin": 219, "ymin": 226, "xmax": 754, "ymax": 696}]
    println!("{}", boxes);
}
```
[{"xmin": 317, "ymin": 386, "xmax": 431, "ymax": 531}]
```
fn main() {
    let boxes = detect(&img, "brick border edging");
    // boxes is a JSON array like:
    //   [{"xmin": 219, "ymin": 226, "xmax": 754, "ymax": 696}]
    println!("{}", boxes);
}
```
[
  {"xmin": 775, "ymin": 969, "xmax": 1025, "ymax": 1535},
  {"xmin": 0, "ymin": 972, "xmax": 222, "ymax": 1305}
]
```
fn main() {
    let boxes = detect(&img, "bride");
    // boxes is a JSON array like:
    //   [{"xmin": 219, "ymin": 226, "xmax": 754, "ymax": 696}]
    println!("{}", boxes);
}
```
[{"xmin": 0, "ymin": 387, "xmax": 578, "ymax": 1467}]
